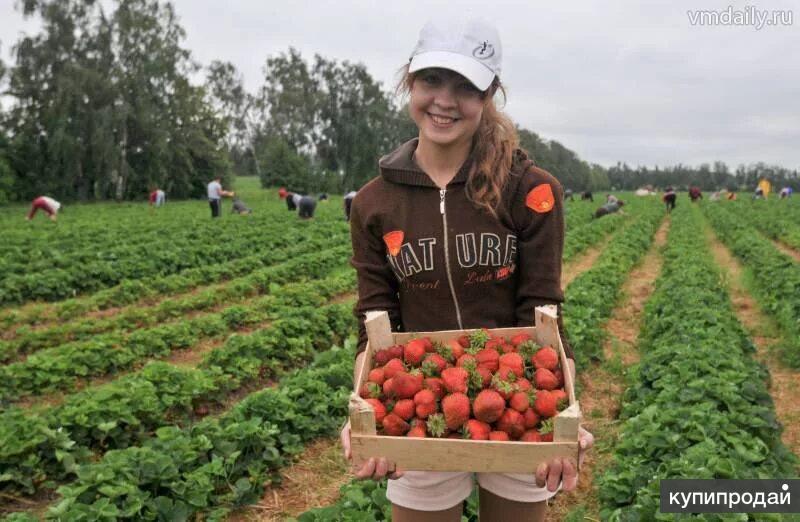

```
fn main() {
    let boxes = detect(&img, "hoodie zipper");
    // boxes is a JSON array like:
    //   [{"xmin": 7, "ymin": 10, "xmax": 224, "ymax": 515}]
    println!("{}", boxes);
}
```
[{"xmin": 440, "ymin": 188, "xmax": 464, "ymax": 329}]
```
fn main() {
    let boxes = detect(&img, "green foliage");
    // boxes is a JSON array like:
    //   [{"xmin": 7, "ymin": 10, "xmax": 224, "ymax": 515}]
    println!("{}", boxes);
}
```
[{"xmin": 258, "ymin": 136, "xmax": 311, "ymax": 192}]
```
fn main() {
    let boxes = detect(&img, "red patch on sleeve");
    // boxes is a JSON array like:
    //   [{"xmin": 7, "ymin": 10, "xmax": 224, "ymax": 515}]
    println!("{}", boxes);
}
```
[
  {"xmin": 383, "ymin": 230, "xmax": 404, "ymax": 256},
  {"xmin": 525, "ymin": 184, "xmax": 555, "ymax": 214}
]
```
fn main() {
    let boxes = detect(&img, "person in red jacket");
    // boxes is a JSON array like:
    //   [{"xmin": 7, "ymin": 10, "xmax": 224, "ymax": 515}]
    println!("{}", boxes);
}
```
[
  {"xmin": 341, "ymin": 17, "xmax": 592, "ymax": 522},
  {"xmin": 26, "ymin": 196, "xmax": 62, "ymax": 222}
]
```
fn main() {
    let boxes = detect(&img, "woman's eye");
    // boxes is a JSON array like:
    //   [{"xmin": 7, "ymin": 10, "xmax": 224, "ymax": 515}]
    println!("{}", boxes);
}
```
[{"xmin": 458, "ymin": 83, "xmax": 480, "ymax": 94}]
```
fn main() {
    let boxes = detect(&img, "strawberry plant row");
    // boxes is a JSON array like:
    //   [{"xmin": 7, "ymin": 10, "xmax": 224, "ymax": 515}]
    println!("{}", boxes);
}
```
[
  {"xmin": 0, "ymin": 237, "xmax": 349, "ymax": 361},
  {"xmin": 562, "ymin": 212, "xmax": 626, "ymax": 263},
  {"xmin": 597, "ymin": 204, "xmax": 798, "ymax": 520},
  {"xmin": 703, "ymin": 202, "xmax": 800, "ymax": 368},
  {"xmin": 0, "ymin": 222, "xmax": 348, "ymax": 330},
  {"xmin": 39, "ymin": 342, "xmax": 358, "ymax": 520},
  {"xmin": 0, "ymin": 294, "xmax": 355, "ymax": 501},
  {"xmin": 0, "ymin": 248, "xmax": 351, "ymax": 403},
  {"xmin": 562, "ymin": 200, "xmax": 664, "ymax": 369}
]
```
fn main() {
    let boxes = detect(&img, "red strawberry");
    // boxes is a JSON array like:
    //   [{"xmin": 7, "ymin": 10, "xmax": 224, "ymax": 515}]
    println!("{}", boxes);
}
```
[
  {"xmin": 509, "ymin": 391, "xmax": 530, "ymax": 413},
  {"xmin": 374, "ymin": 349, "xmax": 392, "ymax": 367},
  {"xmin": 531, "ymin": 346, "xmax": 559, "ymax": 371},
  {"xmin": 382, "ymin": 358, "xmax": 405, "ymax": 380},
  {"xmin": 476, "ymin": 366, "xmax": 493, "ymax": 388},
  {"xmin": 382, "ymin": 413, "xmax": 410, "ymax": 436},
  {"xmin": 511, "ymin": 333, "xmax": 534, "ymax": 346},
  {"xmin": 407, "ymin": 424, "xmax": 427, "ymax": 437},
  {"xmin": 500, "ymin": 343, "xmax": 516, "ymax": 354},
  {"xmin": 456, "ymin": 354, "xmax": 476, "ymax": 368},
  {"xmin": 392, "ymin": 399, "xmax": 415, "ymax": 420},
  {"xmin": 496, "ymin": 408, "xmax": 525, "ymax": 439},
  {"xmin": 423, "ymin": 377, "xmax": 446, "ymax": 400},
  {"xmin": 456, "ymin": 335, "xmax": 470, "ymax": 348},
  {"xmin": 516, "ymin": 378, "xmax": 532, "ymax": 392},
  {"xmin": 368, "ymin": 367, "xmax": 385, "ymax": 385},
  {"xmin": 533, "ymin": 389, "xmax": 558, "ymax": 418},
  {"xmin": 492, "ymin": 372, "xmax": 517, "ymax": 401},
  {"xmin": 441, "ymin": 393, "xmax": 471, "ymax": 431},
  {"xmin": 404, "ymin": 339, "xmax": 427, "ymax": 367},
  {"xmin": 441, "ymin": 367, "xmax": 469, "ymax": 394},
  {"xmin": 463, "ymin": 419, "xmax": 491, "ymax": 440},
  {"xmin": 520, "ymin": 429, "xmax": 542, "ymax": 442},
  {"xmin": 499, "ymin": 353, "xmax": 524, "ymax": 378},
  {"xmin": 553, "ymin": 368, "xmax": 565, "ymax": 388},
  {"xmin": 523, "ymin": 407, "xmax": 540, "ymax": 429},
  {"xmin": 365, "ymin": 398, "xmax": 387, "ymax": 425},
  {"xmin": 387, "ymin": 344, "xmax": 404, "ymax": 360},
  {"xmin": 489, "ymin": 431, "xmax": 510, "ymax": 441},
  {"xmin": 393, "ymin": 371, "xmax": 423, "ymax": 399},
  {"xmin": 426, "ymin": 413, "xmax": 447, "ymax": 438},
  {"xmin": 420, "ymin": 337, "xmax": 434, "ymax": 353},
  {"xmin": 551, "ymin": 389, "xmax": 569, "ymax": 411},
  {"xmin": 534, "ymin": 368, "xmax": 559, "ymax": 390},
  {"xmin": 472, "ymin": 389, "xmax": 506, "ymax": 424},
  {"xmin": 413, "ymin": 389, "xmax": 437, "ymax": 419},
  {"xmin": 359, "ymin": 382, "xmax": 382, "ymax": 399},
  {"xmin": 448, "ymin": 339, "xmax": 465, "ymax": 360},
  {"xmin": 539, "ymin": 419, "xmax": 554, "ymax": 442},
  {"xmin": 382, "ymin": 378, "xmax": 395, "ymax": 397},
  {"xmin": 485, "ymin": 337, "xmax": 505, "ymax": 351},
  {"xmin": 475, "ymin": 348, "xmax": 500, "ymax": 373},
  {"xmin": 422, "ymin": 353, "xmax": 447, "ymax": 376}
]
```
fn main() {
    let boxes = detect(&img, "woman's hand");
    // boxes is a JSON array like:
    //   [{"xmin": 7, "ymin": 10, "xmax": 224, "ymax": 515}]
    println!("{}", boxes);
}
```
[
  {"xmin": 340, "ymin": 420, "xmax": 404, "ymax": 480},
  {"xmin": 535, "ymin": 426, "xmax": 594, "ymax": 492}
]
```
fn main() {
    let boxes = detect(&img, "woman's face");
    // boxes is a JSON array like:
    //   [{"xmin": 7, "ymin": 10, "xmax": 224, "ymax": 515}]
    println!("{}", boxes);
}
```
[{"xmin": 409, "ymin": 68, "xmax": 488, "ymax": 149}]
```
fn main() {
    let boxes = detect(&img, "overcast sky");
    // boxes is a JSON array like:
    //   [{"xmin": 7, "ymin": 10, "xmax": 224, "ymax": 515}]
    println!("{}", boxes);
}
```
[{"xmin": 1, "ymin": 0, "xmax": 798, "ymax": 169}]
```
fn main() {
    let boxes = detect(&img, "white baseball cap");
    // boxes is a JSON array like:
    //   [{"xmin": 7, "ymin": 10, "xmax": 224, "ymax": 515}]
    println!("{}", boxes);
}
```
[{"xmin": 408, "ymin": 18, "xmax": 502, "ymax": 92}]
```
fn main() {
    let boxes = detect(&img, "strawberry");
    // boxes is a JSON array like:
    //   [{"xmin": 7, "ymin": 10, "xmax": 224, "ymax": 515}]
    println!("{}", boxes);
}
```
[
  {"xmin": 533, "ymin": 389, "xmax": 558, "ymax": 418},
  {"xmin": 413, "ymin": 389, "xmax": 437, "ymax": 419},
  {"xmin": 463, "ymin": 419, "xmax": 491, "ymax": 440},
  {"xmin": 426, "ymin": 413, "xmax": 447, "ymax": 438},
  {"xmin": 365, "ymin": 398, "xmax": 387, "ymax": 425},
  {"xmin": 404, "ymin": 339, "xmax": 428, "ymax": 367},
  {"xmin": 553, "ymin": 368, "xmax": 565, "ymax": 388},
  {"xmin": 441, "ymin": 367, "xmax": 469, "ymax": 394},
  {"xmin": 523, "ymin": 407, "xmax": 540, "ymax": 429},
  {"xmin": 496, "ymin": 408, "xmax": 525, "ymax": 439},
  {"xmin": 472, "ymin": 389, "xmax": 506, "ymax": 424},
  {"xmin": 531, "ymin": 346, "xmax": 559, "ymax": 371},
  {"xmin": 407, "ymin": 424, "xmax": 427, "ymax": 437},
  {"xmin": 441, "ymin": 393, "xmax": 471, "ymax": 431},
  {"xmin": 485, "ymin": 337, "xmax": 505, "ymax": 351},
  {"xmin": 509, "ymin": 391, "xmax": 530, "ymax": 413},
  {"xmin": 476, "ymin": 366, "xmax": 493, "ymax": 388},
  {"xmin": 456, "ymin": 354, "xmax": 476, "ymax": 368},
  {"xmin": 520, "ymin": 429, "xmax": 542, "ymax": 442},
  {"xmin": 382, "ymin": 378, "xmax": 395, "ymax": 397},
  {"xmin": 456, "ymin": 335, "xmax": 470, "ymax": 349},
  {"xmin": 489, "ymin": 431, "xmax": 510, "ymax": 441},
  {"xmin": 382, "ymin": 413, "xmax": 410, "ymax": 436},
  {"xmin": 475, "ymin": 348, "xmax": 500, "ymax": 373},
  {"xmin": 516, "ymin": 378, "xmax": 532, "ymax": 392},
  {"xmin": 500, "ymin": 343, "xmax": 517, "ymax": 354},
  {"xmin": 467, "ymin": 329, "xmax": 491, "ymax": 354},
  {"xmin": 551, "ymin": 389, "xmax": 569, "ymax": 411},
  {"xmin": 373, "ymin": 348, "xmax": 392, "ymax": 366},
  {"xmin": 511, "ymin": 333, "xmax": 534, "ymax": 347},
  {"xmin": 534, "ymin": 368, "xmax": 559, "ymax": 390},
  {"xmin": 420, "ymin": 337, "xmax": 434, "ymax": 353},
  {"xmin": 392, "ymin": 399, "xmax": 415, "ymax": 421},
  {"xmin": 498, "ymin": 352, "xmax": 524, "ymax": 378},
  {"xmin": 360, "ymin": 382, "xmax": 382, "ymax": 399},
  {"xmin": 368, "ymin": 367, "xmax": 385, "ymax": 385},
  {"xmin": 517, "ymin": 340, "xmax": 540, "ymax": 360},
  {"xmin": 393, "ymin": 371, "xmax": 423, "ymax": 399},
  {"xmin": 448, "ymin": 339, "xmax": 465, "ymax": 360},
  {"xmin": 423, "ymin": 377, "xmax": 446, "ymax": 400},
  {"xmin": 491, "ymin": 372, "xmax": 517, "ymax": 401},
  {"xmin": 387, "ymin": 344, "xmax": 404, "ymax": 360},
  {"xmin": 422, "ymin": 353, "xmax": 447, "ymax": 376},
  {"xmin": 382, "ymin": 358, "xmax": 405, "ymax": 380},
  {"xmin": 539, "ymin": 419, "xmax": 554, "ymax": 442}
]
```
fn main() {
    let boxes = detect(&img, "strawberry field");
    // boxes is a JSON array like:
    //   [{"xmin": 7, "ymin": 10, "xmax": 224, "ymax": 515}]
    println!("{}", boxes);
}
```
[{"xmin": 1, "ymin": 181, "xmax": 798, "ymax": 521}]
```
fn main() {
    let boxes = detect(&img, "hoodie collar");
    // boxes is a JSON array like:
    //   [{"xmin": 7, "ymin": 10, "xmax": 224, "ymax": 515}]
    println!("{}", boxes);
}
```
[{"xmin": 379, "ymin": 138, "xmax": 474, "ymax": 188}]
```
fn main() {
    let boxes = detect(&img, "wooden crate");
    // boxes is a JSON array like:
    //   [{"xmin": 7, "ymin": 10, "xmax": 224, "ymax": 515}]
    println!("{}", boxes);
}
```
[{"xmin": 349, "ymin": 306, "xmax": 581, "ymax": 473}]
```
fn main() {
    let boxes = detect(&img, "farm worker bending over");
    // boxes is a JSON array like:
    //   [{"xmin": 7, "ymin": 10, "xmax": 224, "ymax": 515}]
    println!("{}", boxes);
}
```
[
  {"xmin": 580, "ymin": 190, "xmax": 593, "ymax": 201},
  {"xmin": 689, "ymin": 186, "xmax": 703, "ymax": 202},
  {"xmin": 149, "ymin": 188, "xmax": 166, "ymax": 207},
  {"xmin": 344, "ymin": 190, "xmax": 357, "ymax": 221},
  {"xmin": 594, "ymin": 199, "xmax": 625, "ymax": 219},
  {"xmin": 780, "ymin": 187, "xmax": 792, "ymax": 199},
  {"xmin": 341, "ymin": 17, "xmax": 593, "ymax": 521},
  {"xmin": 605, "ymin": 194, "xmax": 618, "ymax": 205},
  {"xmin": 207, "ymin": 176, "xmax": 233, "ymax": 218},
  {"xmin": 231, "ymin": 198, "xmax": 252, "ymax": 215},
  {"xmin": 297, "ymin": 195, "xmax": 317, "ymax": 219},
  {"xmin": 26, "ymin": 196, "xmax": 61, "ymax": 222},
  {"xmin": 284, "ymin": 191, "xmax": 302, "ymax": 211},
  {"xmin": 663, "ymin": 187, "xmax": 677, "ymax": 212}
]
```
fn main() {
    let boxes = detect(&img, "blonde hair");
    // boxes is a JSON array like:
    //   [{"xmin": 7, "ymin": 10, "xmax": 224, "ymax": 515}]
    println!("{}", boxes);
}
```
[{"xmin": 395, "ymin": 64, "xmax": 522, "ymax": 217}]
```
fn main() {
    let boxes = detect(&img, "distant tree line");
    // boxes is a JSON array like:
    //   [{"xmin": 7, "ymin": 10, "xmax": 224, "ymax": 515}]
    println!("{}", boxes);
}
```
[{"xmin": 0, "ymin": 1, "xmax": 796, "ymax": 203}]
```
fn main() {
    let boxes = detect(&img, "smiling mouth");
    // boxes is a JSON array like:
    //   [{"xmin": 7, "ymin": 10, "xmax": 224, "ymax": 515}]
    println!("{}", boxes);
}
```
[{"xmin": 428, "ymin": 113, "xmax": 459, "ymax": 125}]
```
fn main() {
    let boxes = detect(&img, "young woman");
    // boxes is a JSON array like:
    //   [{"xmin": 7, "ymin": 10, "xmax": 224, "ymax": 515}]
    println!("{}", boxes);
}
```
[{"xmin": 341, "ymin": 18, "xmax": 593, "ymax": 521}]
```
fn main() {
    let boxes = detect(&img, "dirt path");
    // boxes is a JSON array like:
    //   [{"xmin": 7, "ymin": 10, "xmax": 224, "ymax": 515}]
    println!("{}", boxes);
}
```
[
  {"xmin": 547, "ymin": 216, "xmax": 670, "ymax": 521},
  {"xmin": 227, "ymin": 439, "xmax": 350, "ymax": 521},
  {"xmin": 769, "ymin": 238, "xmax": 800, "ymax": 263},
  {"xmin": 704, "ymin": 226, "xmax": 800, "ymax": 456},
  {"xmin": 562, "ymin": 246, "xmax": 604, "ymax": 289}
]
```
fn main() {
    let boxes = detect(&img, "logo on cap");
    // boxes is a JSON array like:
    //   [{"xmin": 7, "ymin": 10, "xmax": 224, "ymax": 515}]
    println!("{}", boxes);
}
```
[{"xmin": 473, "ymin": 41, "xmax": 495, "ymax": 60}]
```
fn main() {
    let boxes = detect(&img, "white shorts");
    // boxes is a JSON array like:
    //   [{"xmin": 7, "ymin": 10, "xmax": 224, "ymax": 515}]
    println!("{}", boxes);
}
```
[{"xmin": 386, "ymin": 471, "xmax": 559, "ymax": 511}]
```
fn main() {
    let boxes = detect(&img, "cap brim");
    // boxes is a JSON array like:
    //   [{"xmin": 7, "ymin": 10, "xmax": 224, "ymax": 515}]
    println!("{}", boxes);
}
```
[{"xmin": 409, "ymin": 51, "xmax": 495, "ymax": 91}]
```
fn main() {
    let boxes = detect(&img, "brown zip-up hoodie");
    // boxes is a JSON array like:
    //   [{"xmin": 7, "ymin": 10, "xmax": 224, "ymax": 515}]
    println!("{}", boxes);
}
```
[{"xmin": 350, "ymin": 138, "xmax": 573, "ymax": 359}]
